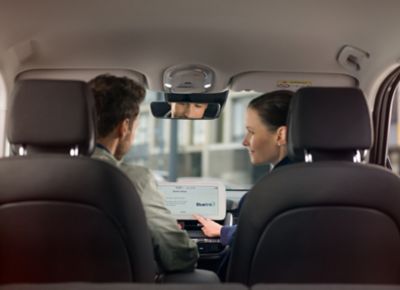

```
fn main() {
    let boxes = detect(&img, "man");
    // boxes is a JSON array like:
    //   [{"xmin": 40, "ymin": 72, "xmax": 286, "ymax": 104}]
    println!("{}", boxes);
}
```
[{"xmin": 89, "ymin": 74, "xmax": 199, "ymax": 273}]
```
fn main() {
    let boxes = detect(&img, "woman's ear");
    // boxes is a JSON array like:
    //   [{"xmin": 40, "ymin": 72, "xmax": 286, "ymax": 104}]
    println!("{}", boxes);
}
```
[{"xmin": 276, "ymin": 126, "xmax": 288, "ymax": 146}]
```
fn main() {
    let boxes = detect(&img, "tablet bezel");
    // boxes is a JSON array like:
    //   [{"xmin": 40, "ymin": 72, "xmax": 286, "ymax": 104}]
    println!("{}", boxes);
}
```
[{"xmin": 158, "ymin": 181, "xmax": 226, "ymax": 221}]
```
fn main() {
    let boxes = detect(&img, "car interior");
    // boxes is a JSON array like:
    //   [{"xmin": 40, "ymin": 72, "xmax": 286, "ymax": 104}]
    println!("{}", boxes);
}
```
[{"xmin": 1, "ymin": 0, "xmax": 400, "ymax": 289}]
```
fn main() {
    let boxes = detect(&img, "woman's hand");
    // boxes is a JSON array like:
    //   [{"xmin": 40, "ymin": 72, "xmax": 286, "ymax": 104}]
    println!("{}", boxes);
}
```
[{"xmin": 193, "ymin": 214, "xmax": 222, "ymax": 237}]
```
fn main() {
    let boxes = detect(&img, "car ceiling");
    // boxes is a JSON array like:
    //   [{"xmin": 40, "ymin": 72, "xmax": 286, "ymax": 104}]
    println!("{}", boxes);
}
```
[{"xmin": 0, "ymin": 0, "xmax": 400, "ymax": 100}]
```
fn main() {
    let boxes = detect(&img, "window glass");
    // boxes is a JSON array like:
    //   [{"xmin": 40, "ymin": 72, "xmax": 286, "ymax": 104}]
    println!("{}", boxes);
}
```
[
  {"xmin": 124, "ymin": 112, "xmax": 149, "ymax": 166},
  {"xmin": 192, "ymin": 121, "xmax": 206, "ymax": 145},
  {"xmin": 128, "ymin": 90, "xmax": 270, "ymax": 188},
  {"xmin": 232, "ymin": 96, "xmax": 252, "ymax": 142},
  {"xmin": 136, "ymin": 112, "xmax": 149, "ymax": 145},
  {"xmin": 0, "ymin": 75, "xmax": 6, "ymax": 157},
  {"xmin": 154, "ymin": 118, "xmax": 165, "ymax": 148},
  {"xmin": 388, "ymin": 86, "xmax": 400, "ymax": 174},
  {"xmin": 143, "ymin": 90, "xmax": 160, "ymax": 104}
]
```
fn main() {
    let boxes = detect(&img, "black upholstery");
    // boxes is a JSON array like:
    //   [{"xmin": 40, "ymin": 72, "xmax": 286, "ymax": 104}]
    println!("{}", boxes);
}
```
[
  {"xmin": 253, "ymin": 285, "xmax": 400, "ymax": 290},
  {"xmin": 288, "ymin": 87, "xmax": 372, "ymax": 161},
  {"xmin": 0, "ymin": 80, "xmax": 155, "ymax": 283},
  {"xmin": 162, "ymin": 269, "xmax": 221, "ymax": 283},
  {"xmin": 226, "ymin": 87, "xmax": 400, "ymax": 285},
  {"xmin": 8, "ymin": 80, "xmax": 96, "ymax": 155},
  {"xmin": 0, "ymin": 284, "xmax": 399, "ymax": 290},
  {"xmin": 0, "ymin": 283, "xmax": 245, "ymax": 290}
]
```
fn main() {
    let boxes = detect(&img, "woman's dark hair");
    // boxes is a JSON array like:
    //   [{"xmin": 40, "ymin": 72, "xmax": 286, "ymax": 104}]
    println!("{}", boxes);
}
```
[
  {"xmin": 248, "ymin": 90, "xmax": 294, "ymax": 131},
  {"xmin": 89, "ymin": 74, "xmax": 146, "ymax": 138}
]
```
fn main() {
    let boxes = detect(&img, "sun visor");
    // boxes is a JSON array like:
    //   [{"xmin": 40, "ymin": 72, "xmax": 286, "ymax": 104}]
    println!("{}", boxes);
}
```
[
  {"xmin": 16, "ymin": 69, "xmax": 148, "ymax": 88},
  {"xmin": 230, "ymin": 72, "xmax": 358, "ymax": 92}
]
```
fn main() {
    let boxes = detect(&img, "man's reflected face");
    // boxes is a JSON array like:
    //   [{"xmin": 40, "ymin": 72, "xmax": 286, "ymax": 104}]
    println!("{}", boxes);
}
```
[{"xmin": 170, "ymin": 102, "xmax": 208, "ymax": 119}]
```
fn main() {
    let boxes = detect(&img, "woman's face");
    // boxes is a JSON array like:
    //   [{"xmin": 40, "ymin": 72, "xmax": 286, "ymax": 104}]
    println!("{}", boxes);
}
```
[
  {"xmin": 170, "ymin": 102, "xmax": 208, "ymax": 119},
  {"xmin": 242, "ymin": 108, "xmax": 286, "ymax": 165}
]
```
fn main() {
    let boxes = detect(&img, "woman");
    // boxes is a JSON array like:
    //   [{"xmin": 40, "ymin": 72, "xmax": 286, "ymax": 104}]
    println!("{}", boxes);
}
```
[{"xmin": 194, "ymin": 89, "xmax": 294, "ymax": 245}]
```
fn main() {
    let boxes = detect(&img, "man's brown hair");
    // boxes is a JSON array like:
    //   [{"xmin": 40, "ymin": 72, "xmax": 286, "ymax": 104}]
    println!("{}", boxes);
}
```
[{"xmin": 89, "ymin": 74, "xmax": 145, "ymax": 137}]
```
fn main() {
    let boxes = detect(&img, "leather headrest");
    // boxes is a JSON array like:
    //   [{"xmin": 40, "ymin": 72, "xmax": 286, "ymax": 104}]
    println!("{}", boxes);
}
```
[
  {"xmin": 288, "ymin": 87, "xmax": 373, "ymax": 161},
  {"xmin": 7, "ymin": 80, "xmax": 96, "ymax": 156}
]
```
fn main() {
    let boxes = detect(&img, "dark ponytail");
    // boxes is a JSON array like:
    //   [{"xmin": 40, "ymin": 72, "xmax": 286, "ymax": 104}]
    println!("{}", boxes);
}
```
[{"xmin": 248, "ymin": 90, "xmax": 294, "ymax": 131}]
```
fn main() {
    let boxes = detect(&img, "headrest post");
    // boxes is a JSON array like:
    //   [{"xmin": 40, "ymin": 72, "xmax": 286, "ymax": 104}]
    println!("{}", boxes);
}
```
[
  {"xmin": 304, "ymin": 150, "xmax": 313, "ymax": 163},
  {"xmin": 18, "ymin": 146, "xmax": 27, "ymax": 156},
  {"xmin": 363, "ymin": 150, "xmax": 368, "ymax": 161},
  {"xmin": 69, "ymin": 146, "xmax": 79, "ymax": 157},
  {"xmin": 353, "ymin": 150, "xmax": 362, "ymax": 163}
]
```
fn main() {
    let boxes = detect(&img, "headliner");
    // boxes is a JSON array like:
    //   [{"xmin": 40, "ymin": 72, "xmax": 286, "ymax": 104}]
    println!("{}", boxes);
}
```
[{"xmin": 0, "ymin": 0, "xmax": 399, "ymax": 101}]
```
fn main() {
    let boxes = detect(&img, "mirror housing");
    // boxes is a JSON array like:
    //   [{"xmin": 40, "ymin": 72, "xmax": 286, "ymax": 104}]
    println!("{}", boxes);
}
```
[
  {"xmin": 151, "ymin": 102, "xmax": 221, "ymax": 120},
  {"xmin": 151, "ymin": 91, "xmax": 228, "ymax": 120},
  {"xmin": 164, "ymin": 91, "xmax": 228, "ymax": 104}
]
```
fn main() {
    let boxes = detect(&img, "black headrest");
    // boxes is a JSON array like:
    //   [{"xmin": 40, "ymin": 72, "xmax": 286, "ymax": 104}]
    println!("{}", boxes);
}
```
[
  {"xmin": 7, "ymin": 80, "xmax": 96, "ymax": 156},
  {"xmin": 288, "ymin": 87, "xmax": 373, "ymax": 161}
]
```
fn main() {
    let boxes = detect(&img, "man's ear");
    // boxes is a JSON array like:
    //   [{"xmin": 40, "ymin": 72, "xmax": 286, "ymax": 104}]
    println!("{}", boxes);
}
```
[
  {"xmin": 117, "ymin": 118, "xmax": 130, "ymax": 138},
  {"xmin": 276, "ymin": 126, "xmax": 288, "ymax": 146}
]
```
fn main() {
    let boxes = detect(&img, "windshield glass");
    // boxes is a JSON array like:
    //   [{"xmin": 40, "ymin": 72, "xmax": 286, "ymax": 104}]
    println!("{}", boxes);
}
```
[{"xmin": 123, "ymin": 90, "xmax": 271, "ymax": 189}]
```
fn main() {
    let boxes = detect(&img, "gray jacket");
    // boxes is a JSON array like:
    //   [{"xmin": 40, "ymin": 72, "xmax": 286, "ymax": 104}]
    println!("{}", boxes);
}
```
[{"xmin": 92, "ymin": 147, "xmax": 199, "ymax": 273}]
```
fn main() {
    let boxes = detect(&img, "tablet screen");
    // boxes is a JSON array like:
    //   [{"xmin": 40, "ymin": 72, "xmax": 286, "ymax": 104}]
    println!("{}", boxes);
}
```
[{"xmin": 158, "ymin": 182, "xmax": 226, "ymax": 220}]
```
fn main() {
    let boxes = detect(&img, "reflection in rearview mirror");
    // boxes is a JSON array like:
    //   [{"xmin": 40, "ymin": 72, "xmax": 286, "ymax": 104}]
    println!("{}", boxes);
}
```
[{"xmin": 151, "ymin": 102, "xmax": 221, "ymax": 120}]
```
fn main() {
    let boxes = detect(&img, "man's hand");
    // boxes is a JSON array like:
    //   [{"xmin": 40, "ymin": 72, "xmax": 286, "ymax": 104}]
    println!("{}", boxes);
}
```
[{"xmin": 193, "ymin": 214, "xmax": 222, "ymax": 237}]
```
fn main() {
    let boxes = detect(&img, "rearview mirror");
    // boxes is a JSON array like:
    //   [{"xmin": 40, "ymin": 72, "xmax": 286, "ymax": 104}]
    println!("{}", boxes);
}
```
[{"xmin": 151, "ymin": 102, "xmax": 221, "ymax": 120}]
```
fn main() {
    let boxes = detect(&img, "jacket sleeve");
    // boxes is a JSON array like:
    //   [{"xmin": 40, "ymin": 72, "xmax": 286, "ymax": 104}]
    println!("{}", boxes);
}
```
[
  {"xmin": 123, "ymin": 165, "xmax": 199, "ymax": 273},
  {"xmin": 220, "ymin": 193, "xmax": 246, "ymax": 245},
  {"xmin": 220, "ymin": 225, "xmax": 237, "ymax": 246}
]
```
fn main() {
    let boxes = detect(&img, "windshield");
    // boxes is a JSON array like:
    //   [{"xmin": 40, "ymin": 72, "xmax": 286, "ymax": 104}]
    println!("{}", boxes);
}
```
[{"xmin": 123, "ymin": 90, "xmax": 270, "ymax": 189}]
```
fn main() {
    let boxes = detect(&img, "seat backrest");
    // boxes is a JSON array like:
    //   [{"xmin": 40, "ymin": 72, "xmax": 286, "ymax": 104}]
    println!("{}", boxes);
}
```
[
  {"xmin": 0, "ymin": 80, "xmax": 155, "ymax": 283},
  {"xmin": 0, "ymin": 283, "xmax": 245, "ymax": 290},
  {"xmin": 226, "ymin": 87, "xmax": 400, "ymax": 285}
]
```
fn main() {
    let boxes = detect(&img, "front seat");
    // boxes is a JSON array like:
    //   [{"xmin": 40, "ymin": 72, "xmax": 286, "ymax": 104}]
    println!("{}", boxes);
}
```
[
  {"xmin": 226, "ymin": 87, "xmax": 400, "ymax": 285},
  {"xmin": 0, "ymin": 79, "xmax": 155, "ymax": 283}
]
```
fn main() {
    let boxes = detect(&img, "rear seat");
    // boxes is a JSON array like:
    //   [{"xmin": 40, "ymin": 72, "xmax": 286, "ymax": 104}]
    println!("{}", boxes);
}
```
[
  {"xmin": 1, "ymin": 79, "xmax": 155, "ymax": 282},
  {"xmin": 253, "ymin": 286, "xmax": 400, "ymax": 290},
  {"xmin": 1, "ymin": 79, "xmax": 219, "ymax": 284},
  {"xmin": 1, "ymin": 284, "xmax": 399, "ymax": 290},
  {"xmin": 1, "ymin": 284, "xmax": 240, "ymax": 290}
]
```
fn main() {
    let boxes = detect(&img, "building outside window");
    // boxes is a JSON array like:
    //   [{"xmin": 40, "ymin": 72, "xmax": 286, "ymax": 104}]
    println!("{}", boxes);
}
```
[
  {"xmin": 130, "ymin": 90, "xmax": 268, "ymax": 187},
  {"xmin": 231, "ymin": 95, "xmax": 253, "ymax": 142},
  {"xmin": 192, "ymin": 121, "xmax": 206, "ymax": 145}
]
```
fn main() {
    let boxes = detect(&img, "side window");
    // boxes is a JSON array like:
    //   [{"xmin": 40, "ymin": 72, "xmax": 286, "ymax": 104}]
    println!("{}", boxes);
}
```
[
  {"xmin": 388, "ymin": 86, "xmax": 400, "ymax": 174},
  {"xmin": 0, "ymin": 75, "xmax": 7, "ymax": 157}
]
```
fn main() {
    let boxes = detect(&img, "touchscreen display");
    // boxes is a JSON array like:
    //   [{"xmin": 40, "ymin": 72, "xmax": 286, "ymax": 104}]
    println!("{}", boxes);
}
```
[{"xmin": 159, "ymin": 184, "xmax": 219, "ymax": 217}]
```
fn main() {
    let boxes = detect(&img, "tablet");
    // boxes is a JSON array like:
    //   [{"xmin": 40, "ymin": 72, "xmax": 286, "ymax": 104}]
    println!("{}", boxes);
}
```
[{"xmin": 158, "ymin": 181, "xmax": 226, "ymax": 220}]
